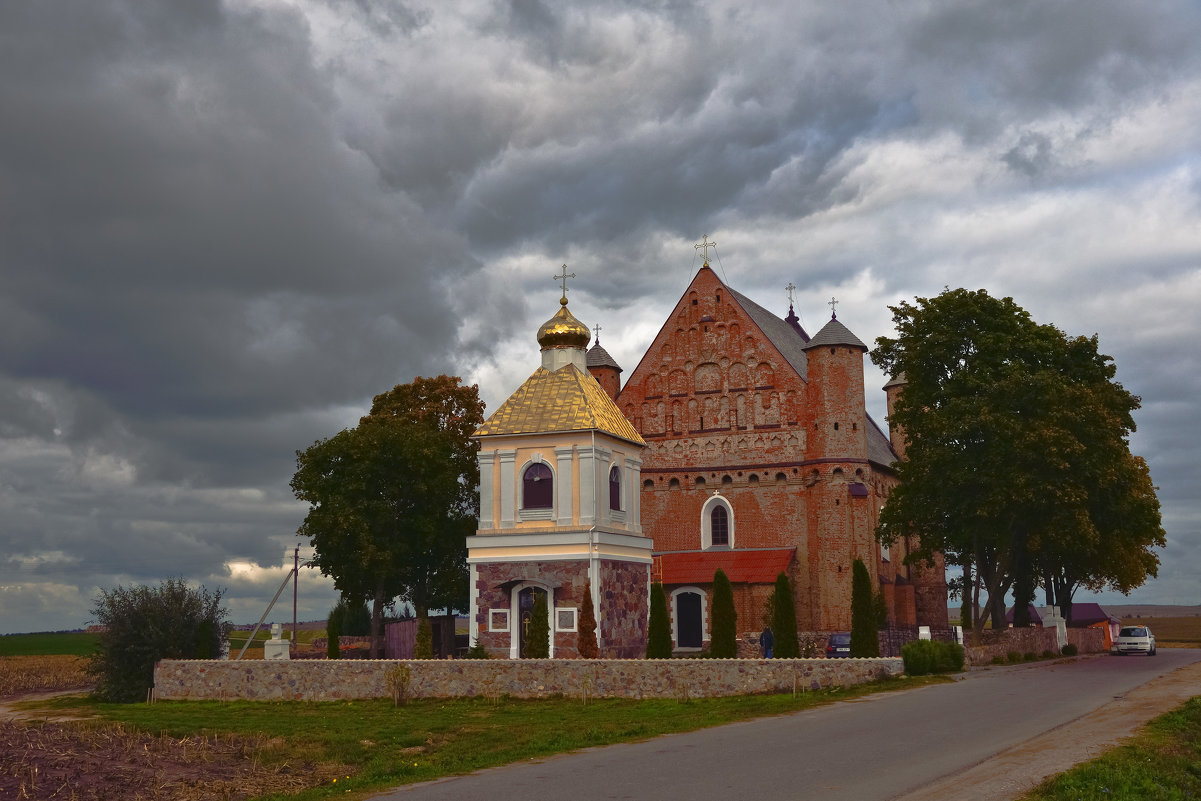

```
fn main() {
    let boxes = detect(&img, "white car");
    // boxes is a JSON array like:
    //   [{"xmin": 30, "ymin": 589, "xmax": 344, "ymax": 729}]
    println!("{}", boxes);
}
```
[{"xmin": 1114, "ymin": 625, "xmax": 1156, "ymax": 656}]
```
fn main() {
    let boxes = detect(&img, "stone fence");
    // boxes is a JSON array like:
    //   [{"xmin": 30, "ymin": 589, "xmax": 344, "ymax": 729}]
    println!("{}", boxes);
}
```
[
  {"xmin": 154, "ymin": 657, "xmax": 903, "ymax": 702},
  {"xmin": 964, "ymin": 627, "xmax": 1105, "ymax": 665}
]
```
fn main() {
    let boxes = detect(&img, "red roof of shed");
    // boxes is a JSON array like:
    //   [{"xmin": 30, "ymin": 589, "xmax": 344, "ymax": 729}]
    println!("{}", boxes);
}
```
[{"xmin": 655, "ymin": 548, "xmax": 795, "ymax": 585}]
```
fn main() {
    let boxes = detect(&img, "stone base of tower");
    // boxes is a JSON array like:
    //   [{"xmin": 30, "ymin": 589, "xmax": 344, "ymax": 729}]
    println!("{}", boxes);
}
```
[{"xmin": 467, "ymin": 531, "xmax": 651, "ymax": 659}]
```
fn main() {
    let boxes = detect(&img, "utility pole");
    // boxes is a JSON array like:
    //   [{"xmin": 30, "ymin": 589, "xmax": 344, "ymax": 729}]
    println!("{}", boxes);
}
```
[{"xmin": 292, "ymin": 544, "xmax": 299, "ymax": 647}]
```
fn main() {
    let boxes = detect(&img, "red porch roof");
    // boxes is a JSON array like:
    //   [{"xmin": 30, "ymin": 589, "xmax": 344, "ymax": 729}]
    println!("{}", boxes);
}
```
[{"xmin": 655, "ymin": 548, "xmax": 795, "ymax": 585}]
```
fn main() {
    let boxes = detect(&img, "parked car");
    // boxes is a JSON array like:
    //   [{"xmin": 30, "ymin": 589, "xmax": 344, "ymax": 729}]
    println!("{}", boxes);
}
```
[
  {"xmin": 825, "ymin": 632, "xmax": 851, "ymax": 658},
  {"xmin": 1114, "ymin": 625, "xmax": 1156, "ymax": 656}
]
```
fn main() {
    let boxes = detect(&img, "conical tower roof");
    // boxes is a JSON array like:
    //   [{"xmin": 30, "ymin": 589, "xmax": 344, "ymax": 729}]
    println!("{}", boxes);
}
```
[{"xmin": 802, "ymin": 314, "xmax": 867, "ymax": 351}]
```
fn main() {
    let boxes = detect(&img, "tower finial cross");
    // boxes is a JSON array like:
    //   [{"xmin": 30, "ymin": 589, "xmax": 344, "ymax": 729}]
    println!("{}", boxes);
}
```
[
  {"xmin": 786, "ymin": 282, "xmax": 797, "ymax": 306},
  {"xmin": 554, "ymin": 264, "xmax": 576, "ymax": 305},
  {"xmin": 695, "ymin": 234, "xmax": 718, "ymax": 264},
  {"xmin": 828, "ymin": 296, "xmax": 839, "ymax": 318},
  {"xmin": 593, "ymin": 323, "xmax": 602, "ymax": 344}
]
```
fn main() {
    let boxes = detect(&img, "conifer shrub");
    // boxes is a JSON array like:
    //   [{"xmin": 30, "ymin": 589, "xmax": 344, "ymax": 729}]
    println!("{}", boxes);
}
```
[
  {"xmin": 326, "ymin": 607, "xmax": 341, "ymax": 658},
  {"xmin": 578, "ymin": 581, "xmax": 599, "ymax": 658},
  {"xmin": 646, "ymin": 582, "xmax": 673, "ymax": 658},
  {"xmin": 525, "ymin": 594, "xmax": 550, "ymax": 658},
  {"xmin": 710, "ymin": 569, "xmax": 737, "ymax": 658},
  {"xmin": 88, "ymin": 578, "xmax": 229, "ymax": 702},
  {"xmin": 770, "ymin": 573, "xmax": 800, "ymax": 658},
  {"xmin": 1061, "ymin": 643, "xmax": 1078, "ymax": 656},
  {"xmin": 464, "ymin": 636, "xmax": 489, "ymax": 659},
  {"xmin": 850, "ymin": 559, "xmax": 880, "ymax": 657},
  {"xmin": 415, "ymin": 617, "xmax": 434, "ymax": 659}
]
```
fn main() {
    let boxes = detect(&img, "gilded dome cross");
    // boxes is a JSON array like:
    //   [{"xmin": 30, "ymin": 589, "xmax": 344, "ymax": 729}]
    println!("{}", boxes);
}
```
[{"xmin": 554, "ymin": 264, "xmax": 576, "ymax": 303}]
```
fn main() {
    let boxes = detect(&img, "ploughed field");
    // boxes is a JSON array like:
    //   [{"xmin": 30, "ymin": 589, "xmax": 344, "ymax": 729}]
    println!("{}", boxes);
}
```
[
  {"xmin": 0, "ymin": 654, "xmax": 341, "ymax": 800},
  {"xmin": 1120, "ymin": 616, "xmax": 1201, "ymax": 647}
]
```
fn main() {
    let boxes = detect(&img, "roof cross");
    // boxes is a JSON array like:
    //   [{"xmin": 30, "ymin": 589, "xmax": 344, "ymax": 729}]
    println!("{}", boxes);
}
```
[
  {"xmin": 828, "ymin": 296, "xmax": 839, "ymax": 318},
  {"xmin": 554, "ymin": 264, "xmax": 576, "ymax": 304},
  {"xmin": 786, "ymin": 282, "xmax": 797, "ymax": 306},
  {"xmin": 593, "ymin": 323, "xmax": 602, "ymax": 344},
  {"xmin": 695, "ymin": 234, "xmax": 718, "ymax": 264}
]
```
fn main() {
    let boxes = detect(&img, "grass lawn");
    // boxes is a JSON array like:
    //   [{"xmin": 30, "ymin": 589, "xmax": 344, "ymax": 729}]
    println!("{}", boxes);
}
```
[
  {"xmin": 41, "ymin": 674, "xmax": 949, "ymax": 800},
  {"xmin": 1021, "ymin": 696, "xmax": 1201, "ymax": 800}
]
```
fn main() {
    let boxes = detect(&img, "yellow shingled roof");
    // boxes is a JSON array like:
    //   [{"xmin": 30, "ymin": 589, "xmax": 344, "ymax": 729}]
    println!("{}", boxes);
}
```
[{"xmin": 475, "ymin": 365, "xmax": 645, "ymax": 445}]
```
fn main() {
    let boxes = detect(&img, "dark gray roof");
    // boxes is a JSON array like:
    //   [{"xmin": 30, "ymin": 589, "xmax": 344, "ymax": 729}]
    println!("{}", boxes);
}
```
[
  {"xmin": 727, "ymin": 287, "xmax": 809, "ymax": 379},
  {"xmin": 586, "ymin": 342, "xmax": 622, "ymax": 372},
  {"xmin": 802, "ymin": 316, "xmax": 867, "ymax": 351},
  {"xmin": 883, "ymin": 372, "xmax": 907, "ymax": 390},
  {"xmin": 866, "ymin": 414, "xmax": 899, "ymax": 469}
]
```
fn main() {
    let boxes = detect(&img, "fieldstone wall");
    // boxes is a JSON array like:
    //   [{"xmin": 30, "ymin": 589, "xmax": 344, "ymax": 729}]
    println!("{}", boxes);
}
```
[
  {"xmin": 963, "ymin": 627, "xmax": 1105, "ymax": 665},
  {"xmin": 154, "ymin": 656, "xmax": 903, "ymax": 702}
]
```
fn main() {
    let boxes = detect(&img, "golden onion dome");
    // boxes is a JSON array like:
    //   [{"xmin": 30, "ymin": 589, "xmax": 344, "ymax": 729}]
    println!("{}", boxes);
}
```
[{"xmin": 536, "ymin": 297, "xmax": 591, "ymax": 350}]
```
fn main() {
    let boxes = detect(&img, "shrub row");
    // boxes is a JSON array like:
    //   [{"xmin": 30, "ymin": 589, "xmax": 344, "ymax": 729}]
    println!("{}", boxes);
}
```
[{"xmin": 901, "ymin": 639, "xmax": 965, "ymax": 675}]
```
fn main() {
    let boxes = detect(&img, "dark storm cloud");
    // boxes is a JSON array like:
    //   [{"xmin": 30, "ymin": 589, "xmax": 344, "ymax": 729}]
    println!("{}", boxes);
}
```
[{"xmin": 2, "ymin": 0, "xmax": 1199, "ymax": 632}]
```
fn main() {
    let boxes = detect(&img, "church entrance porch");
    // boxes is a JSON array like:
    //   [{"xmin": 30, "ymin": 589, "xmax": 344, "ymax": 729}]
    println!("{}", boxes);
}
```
[
  {"xmin": 674, "ymin": 590, "xmax": 704, "ymax": 649},
  {"xmin": 516, "ymin": 585, "xmax": 548, "ymax": 658}
]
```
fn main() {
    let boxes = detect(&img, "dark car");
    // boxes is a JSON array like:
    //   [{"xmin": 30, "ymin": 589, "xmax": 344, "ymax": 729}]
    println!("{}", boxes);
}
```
[{"xmin": 825, "ymin": 632, "xmax": 851, "ymax": 658}]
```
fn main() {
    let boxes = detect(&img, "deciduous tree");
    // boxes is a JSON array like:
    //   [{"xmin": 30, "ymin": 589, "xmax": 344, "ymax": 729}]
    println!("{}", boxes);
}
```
[
  {"xmin": 872, "ymin": 289, "xmax": 1164, "ymax": 635},
  {"xmin": 292, "ymin": 375, "xmax": 485, "ymax": 656}
]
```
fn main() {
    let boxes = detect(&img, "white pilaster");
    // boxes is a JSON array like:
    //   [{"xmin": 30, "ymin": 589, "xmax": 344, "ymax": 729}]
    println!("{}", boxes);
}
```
[
  {"xmin": 577, "ymin": 445, "xmax": 597, "ymax": 525},
  {"xmin": 477, "ymin": 451, "xmax": 496, "ymax": 529},
  {"xmin": 498, "ymin": 449, "xmax": 516, "ymax": 528},
  {"xmin": 554, "ymin": 446, "xmax": 574, "ymax": 526}
]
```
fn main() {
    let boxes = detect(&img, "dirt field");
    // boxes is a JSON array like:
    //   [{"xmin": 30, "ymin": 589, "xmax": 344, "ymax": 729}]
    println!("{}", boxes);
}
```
[{"xmin": 0, "ymin": 656, "xmax": 345, "ymax": 800}]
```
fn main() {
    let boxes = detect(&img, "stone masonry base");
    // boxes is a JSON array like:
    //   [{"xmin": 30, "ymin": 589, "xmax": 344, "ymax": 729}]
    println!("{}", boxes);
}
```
[{"xmin": 154, "ymin": 657, "xmax": 903, "ymax": 702}]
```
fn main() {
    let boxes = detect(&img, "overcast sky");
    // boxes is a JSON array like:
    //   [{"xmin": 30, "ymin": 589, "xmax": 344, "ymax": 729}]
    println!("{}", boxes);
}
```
[{"xmin": 2, "ymin": 0, "xmax": 1198, "ymax": 634}]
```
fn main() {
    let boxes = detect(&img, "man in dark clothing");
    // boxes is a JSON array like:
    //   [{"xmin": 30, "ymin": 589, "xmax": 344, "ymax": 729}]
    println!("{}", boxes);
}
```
[{"xmin": 759, "ymin": 626, "xmax": 774, "ymax": 659}]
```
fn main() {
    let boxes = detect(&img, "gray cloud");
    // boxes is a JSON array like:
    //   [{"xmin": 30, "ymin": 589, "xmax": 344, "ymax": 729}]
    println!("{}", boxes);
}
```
[{"xmin": 2, "ymin": 0, "xmax": 1199, "ymax": 632}]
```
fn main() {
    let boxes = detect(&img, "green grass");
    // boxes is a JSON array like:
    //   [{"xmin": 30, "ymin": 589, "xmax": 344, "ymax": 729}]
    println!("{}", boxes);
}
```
[
  {"xmin": 0, "ymin": 631, "xmax": 100, "ymax": 656},
  {"xmin": 43, "ymin": 674, "xmax": 949, "ymax": 800},
  {"xmin": 1021, "ymin": 696, "xmax": 1201, "ymax": 800}
]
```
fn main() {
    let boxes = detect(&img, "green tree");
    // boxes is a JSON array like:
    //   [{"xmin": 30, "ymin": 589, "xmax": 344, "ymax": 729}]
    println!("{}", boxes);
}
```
[
  {"xmin": 710, "ymin": 569, "xmax": 737, "ymax": 657},
  {"xmin": 415, "ymin": 617, "xmax": 434, "ymax": 659},
  {"xmin": 872, "ymin": 289, "xmax": 1164, "ymax": 636},
  {"xmin": 850, "ymin": 559, "xmax": 879, "ymax": 657},
  {"xmin": 577, "ymin": 581, "xmax": 599, "ymax": 658},
  {"xmin": 525, "ymin": 593, "xmax": 550, "ymax": 658},
  {"xmin": 88, "ymin": 578, "xmax": 229, "ymax": 703},
  {"xmin": 292, "ymin": 375, "xmax": 485, "ymax": 657},
  {"xmin": 770, "ymin": 573, "xmax": 799, "ymax": 658},
  {"xmin": 646, "ymin": 582, "xmax": 673, "ymax": 658}
]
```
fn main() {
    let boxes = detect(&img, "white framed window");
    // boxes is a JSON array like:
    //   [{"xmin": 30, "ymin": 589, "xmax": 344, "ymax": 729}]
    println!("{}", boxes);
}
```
[
  {"xmin": 489, "ymin": 609, "xmax": 510, "ymax": 632},
  {"xmin": 518, "ymin": 456, "xmax": 555, "ymax": 521},
  {"xmin": 700, "ymin": 493, "xmax": 735, "ymax": 550},
  {"xmin": 555, "ymin": 607, "xmax": 578, "ymax": 632}
]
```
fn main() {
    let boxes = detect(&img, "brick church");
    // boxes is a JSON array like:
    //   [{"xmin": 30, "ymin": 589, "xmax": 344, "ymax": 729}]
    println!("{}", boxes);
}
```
[{"xmin": 467, "ymin": 259, "xmax": 947, "ymax": 657}]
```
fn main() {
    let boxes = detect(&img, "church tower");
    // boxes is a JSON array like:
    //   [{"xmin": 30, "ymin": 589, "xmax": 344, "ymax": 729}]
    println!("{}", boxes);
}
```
[{"xmin": 467, "ymin": 269, "xmax": 652, "ymax": 658}]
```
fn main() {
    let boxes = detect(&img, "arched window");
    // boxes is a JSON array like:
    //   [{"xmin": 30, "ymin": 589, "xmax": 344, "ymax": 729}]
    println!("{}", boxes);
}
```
[
  {"xmin": 523, "ymin": 463, "xmax": 553, "ymax": 509},
  {"xmin": 609, "ymin": 465, "xmax": 621, "ymax": 510},
  {"xmin": 701, "ymin": 495, "xmax": 734, "ymax": 550},
  {"xmin": 710, "ymin": 506, "xmax": 729, "ymax": 546}
]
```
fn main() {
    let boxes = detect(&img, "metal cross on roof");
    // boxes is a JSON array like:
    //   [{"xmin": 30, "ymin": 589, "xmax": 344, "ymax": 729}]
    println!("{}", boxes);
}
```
[
  {"xmin": 554, "ymin": 264, "xmax": 576, "ymax": 301},
  {"xmin": 786, "ymin": 282, "xmax": 797, "ymax": 305},
  {"xmin": 695, "ymin": 234, "xmax": 718, "ymax": 263},
  {"xmin": 828, "ymin": 296, "xmax": 839, "ymax": 318},
  {"xmin": 593, "ymin": 323, "xmax": 602, "ymax": 344}
]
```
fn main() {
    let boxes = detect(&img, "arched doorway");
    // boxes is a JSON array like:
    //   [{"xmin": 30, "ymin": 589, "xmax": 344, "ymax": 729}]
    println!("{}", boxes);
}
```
[
  {"xmin": 675, "ymin": 591, "xmax": 703, "ymax": 649},
  {"xmin": 517, "ymin": 585, "xmax": 548, "ymax": 658}
]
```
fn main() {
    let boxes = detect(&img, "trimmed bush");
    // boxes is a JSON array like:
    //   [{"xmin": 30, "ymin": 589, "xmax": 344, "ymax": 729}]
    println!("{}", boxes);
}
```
[
  {"xmin": 88, "ymin": 578, "xmax": 229, "ymax": 702},
  {"xmin": 577, "ymin": 581, "xmax": 599, "ymax": 658},
  {"xmin": 415, "ymin": 617, "xmax": 434, "ymax": 659},
  {"xmin": 770, "ymin": 573, "xmax": 800, "ymax": 658},
  {"xmin": 524, "ymin": 593, "xmax": 550, "ymax": 658},
  {"xmin": 646, "ymin": 582, "xmax": 673, "ymax": 658},
  {"xmin": 1007, "ymin": 650, "xmax": 1023, "ymax": 663},
  {"xmin": 326, "ymin": 608, "xmax": 341, "ymax": 659},
  {"xmin": 710, "ymin": 569, "xmax": 737, "ymax": 658},
  {"xmin": 1062, "ymin": 643, "xmax": 1078, "ymax": 656},
  {"xmin": 464, "ymin": 636, "xmax": 489, "ymax": 659},
  {"xmin": 902, "ymin": 639, "xmax": 965, "ymax": 675},
  {"xmin": 850, "ymin": 559, "xmax": 879, "ymax": 658}
]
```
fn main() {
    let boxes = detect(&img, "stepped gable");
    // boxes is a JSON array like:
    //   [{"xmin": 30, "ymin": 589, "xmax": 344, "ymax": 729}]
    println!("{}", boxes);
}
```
[
  {"xmin": 727, "ymin": 286, "xmax": 810, "ymax": 379},
  {"xmin": 474, "ymin": 364, "xmax": 644, "ymax": 446}
]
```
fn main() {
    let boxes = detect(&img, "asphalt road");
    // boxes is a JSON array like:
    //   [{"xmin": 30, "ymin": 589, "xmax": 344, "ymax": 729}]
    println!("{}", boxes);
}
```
[{"xmin": 372, "ymin": 649, "xmax": 1201, "ymax": 801}]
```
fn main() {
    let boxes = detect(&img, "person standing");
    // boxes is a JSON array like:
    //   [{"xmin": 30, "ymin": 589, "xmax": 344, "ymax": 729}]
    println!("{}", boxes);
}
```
[{"xmin": 759, "ymin": 626, "xmax": 774, "ymax": 659}]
